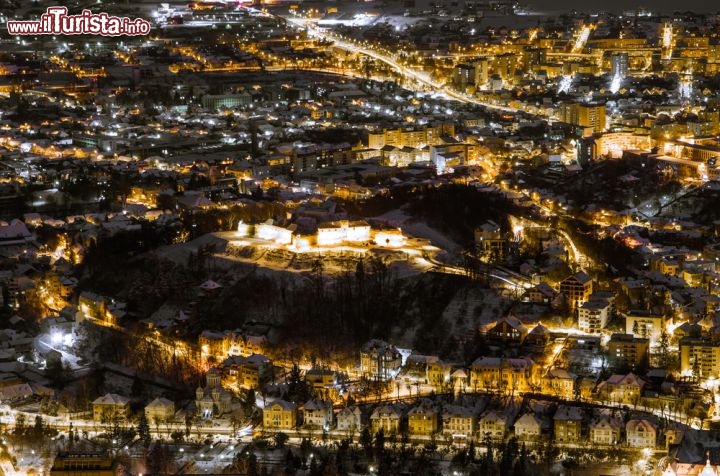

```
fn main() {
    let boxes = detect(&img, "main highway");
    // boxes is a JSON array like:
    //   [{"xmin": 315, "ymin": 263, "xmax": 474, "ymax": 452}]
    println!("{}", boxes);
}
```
[{"xmin": 254, "ymin": 9, "xmax": 545, "ymax": 118}]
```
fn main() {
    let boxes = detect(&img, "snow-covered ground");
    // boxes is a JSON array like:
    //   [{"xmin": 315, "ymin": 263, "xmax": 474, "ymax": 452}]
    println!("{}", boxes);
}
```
[
  {"xmin": 440, "ymin": 287, "xmax": 512, "ymax": 335},
  {"xmin": 375, "ymin": 209, "xmax": 462, "ymax": 255}
]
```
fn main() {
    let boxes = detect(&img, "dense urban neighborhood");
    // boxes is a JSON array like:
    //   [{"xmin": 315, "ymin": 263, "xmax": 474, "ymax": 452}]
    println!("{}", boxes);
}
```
[{"xmin": 4, "ymin": 0, "xmax": 720, "ymax": 475}]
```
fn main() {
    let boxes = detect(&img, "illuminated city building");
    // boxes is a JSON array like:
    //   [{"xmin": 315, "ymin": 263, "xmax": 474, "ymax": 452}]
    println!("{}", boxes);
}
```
[
  {"xmin": 219, "ymin": 354, "xmax": 272, "ymax": 390},
  {"xmin": 597, "ymin": 373, "xmax": 645, "ymax": 405},
  {"xmin": 624, "ymin": 310, "xmax": 666, "ymax": 345},
  {"xmin": 680, "ymin": 337, "xmax": 720, "ymax": 378},
  {"xmin": 626, "ymin": 419, "xmax": 656, "ymax": 447},
  {"xmin": 513, "ymin": 412, "xmax": 543, "ymax": 441},
  {"xmin": 303, "ymin": 398, "xmax": 334, "ymax": 429},
  {"xmin": 408, "ymin": 403, "xmax": 439, "ymax": 436},
  {"xmin": 553, "ymin": 405, "xmax": 583, "ymax": 444},
  {"xmin": 559, "ymin": 102, "xmax": 607, "ymax": 135},
  {"xmin": 291, "ymin": 143, "xmax": 356, "ymax": 173},
  {"xmin": 367, "ymin": 124, "xmax": 453, "ymax": 150},
  {"xmin": 589, "ymin": 415, "xmax": 621, "ymax": 446},
  {"xmin": 402, "ymin": 354, "xmax": 451, "ymax": 389},
  {"xmin": 50, "ymin": 452, "xmax": 116, "ymax": 476},
  {"xmin": 487, "ymin": 316, "xmax": 527, "ymax": 343},
  {"xmin": 607, "ymin": 333, "xmax": 649, "ymax": 369},
  {"xmin": 196, "ymin": 368, "xmax": 232, "ymax": 418},
  {"xmin": 470, "ymin": 356, "xmax": 535, "ymax": 393},
  {"xmin": 474, "ymin": 221, "xmax": 507, "ymax": 262},
  {"xmin": 578, "ymin": 299, "xmax": 612, "ymax": 333},
  {"xmin": 453, "ymin": 63, "xmax": 476, "ymax": 91},
  {"xmin": 317, "ymin": 220, "xmax": 371, "ymax": 246},
  {"xmin": 92, "ymin": 393, "xmax": 130, "ymax": 423},
  {"xmin": 199, "ymin": 330, "xmax": 268, "ymax": 361},
  {"xmin": 442, "ymin": 405, "xmax": 476, "ymax": 441},
  {"xmin": 370, "ymin": 404, "xmax": 402, "ymax": 434},
  {"xmin": 305, "ymin": 368, "xmax": 338, "ymax": 396},
  {"xmin": 201, "ymin": 92, "xmax": 253, "ymax": 110},
  {"xmin": 336, "ymin": 406, "xmax": 362, "ymax": 433},
  {"xmin": 360, "ymin": 339, "xmax": 403, "ymax": 381},
  {"xmin": 478, "ymin": 409, "xmax": 507, "ymax": 441},
  {"xmin": 145, "ymin": 397, "xmax": 176, "ymax": 423},
  {"xmin": 541, "ymin": 369, "xmax": 576, "ymax": 399},
  {"xmin": 77, "ymin": 291, "xmax": 126, "ymax": 327},
  {"xmin": 263, "ymin": 400, "xmax": 298, "ymax": 430},
  {"xmin": 594, "ymin": 132, "xmax": 652, "ymax": 159},
  {"xmin": 558, "ymin": 272, "xmax": 594, "ymax": 311}
]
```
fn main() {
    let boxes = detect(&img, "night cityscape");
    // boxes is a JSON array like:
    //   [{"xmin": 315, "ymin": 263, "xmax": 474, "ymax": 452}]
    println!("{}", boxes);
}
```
[{"xmin": 4, "ymin": 0, "xmax": 720, "ymax": 475}]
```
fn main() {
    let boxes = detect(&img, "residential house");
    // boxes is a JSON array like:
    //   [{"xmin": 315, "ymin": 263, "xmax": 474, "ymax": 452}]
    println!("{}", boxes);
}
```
[
  {"xmin": 626, "ymin": 419, "xmax": 656, "ymax": 448},
  {"xmin": 303, "ymin": 399, "xmax": 333, "ymax": 429},
  {"xmin": 219, "ymin": 354, "xmax": 272, "ymax": 390},
  {"xmin": 470, "ymin": 357, "xmax": 535, "ymax": 394},
  {"xmin": 239, "ymin": 354, "xmax": 271, "ymax": 390},
  {"xmin": 93, "ymin": 393, "xmax": 130, "ymax": 423},
  {"xmin": 475, "ymin": 221, "xmax": 507, "ymax": 262},
  {"xmin": 371, "ymin": 404, "xmax": 403, "ymax": 434},
  {"xmin": 200, "ymin": 331, "xmax": 268, "ymax": 358},
  {"xmin": 442, "ymin": 405, "xmax": 476, "ymax": 441},
  {"xmin": 263, "ymin": 400, "xmax": 298, "ymax": 430},
  {"xmin": 541, "ymin": 369, "xmax": 576, "ymax": 399},
  {"xmin": 402, "ymin": 354, "xmax": 450, "ymax": 389},
  {"xmin": 589, "ymin": 414, "xmax": 621, "ymax": 446},
  {"xmin": 514, "ymin": 412, "xmax": 543, "ymax": 441},
  {"xmin": 198, "ymin": 331, "xmax": 226, "ymax": 360},
  {"xmin": 478, "ymin": 410, "xmax": 506, "ymax": 441},
  {"xmin": 77, "ymin": 291, "xmax": 126, "ymax": 326},
  {"xmin": 336, "ymin": 406, "xmax": 362, "ymax": 434},
  {"xmin": 58, "ymin": 276, "xmax": 78, "ymax": 298},
  {"xmin": 487, "ymin": 316, "xmax": 528, "ymax": 343},
  {"xmin": 305, "ymin": 368, "xmax": 337, "ymax": 398},
  {"xmin": 664, "ymin": 428, "xmax": 720, "ymax": 474},
  {"xmin": 427, "ymin": 359, "xmax": 451, "ymax": 390},
  {"xmin": 228, "ymin": 333, "xmax": 267, "ymax": 357},
  {"xmin": 597, "ymin": 373, "xmax": 645, "ymax": 405},
  {"xmin": 656, "ymin": 257, "xmax": 680, "ymax": 276},
  {"xmin": 407, "ymin": 403, "xmax": 439, "ymax": 436},
  {"xmin": 524, "ymin": 323, "xmax": 550, "ymax": 347},
  {"xmin": 0, "ymin": 378, "xmax": 33, "ymax": 401},
  {"xmin": 144, "ymin": 397, "xmax": 175, "ymax": 424},
  {"xmin": 553, "ymin": 405, "xmax": 583, "ymax": 443},
  {"xmin": 523, "ymin": 283, "xmax": 557, "ymax": 304},
  {"xmin": 360, "ymin": 340, "xmax": 402, "ymax": 381}
]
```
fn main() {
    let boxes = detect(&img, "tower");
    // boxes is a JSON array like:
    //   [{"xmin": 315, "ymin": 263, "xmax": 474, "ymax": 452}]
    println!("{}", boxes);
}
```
[{"xmin": 611, "ymin": 52, "xmax": 629, "ymax": 78}]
